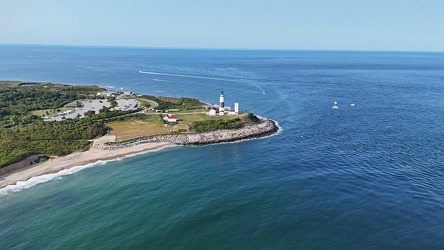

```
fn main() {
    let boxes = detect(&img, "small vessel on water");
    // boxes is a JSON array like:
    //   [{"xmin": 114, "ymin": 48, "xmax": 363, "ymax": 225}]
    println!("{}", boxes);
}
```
[{"xmin": 332, "ymin": 101, "xmax": 339, "ymax": 109}]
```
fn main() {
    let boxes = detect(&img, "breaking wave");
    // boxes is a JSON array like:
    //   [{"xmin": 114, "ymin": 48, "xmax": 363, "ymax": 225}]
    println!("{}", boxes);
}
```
[
  {"xmin": 0, "ymin": 161, "xmax": 105, "ymax": 196},
  {"xmin": 0, "ymin": 145, "xmax": 176, "ymax": 196}
]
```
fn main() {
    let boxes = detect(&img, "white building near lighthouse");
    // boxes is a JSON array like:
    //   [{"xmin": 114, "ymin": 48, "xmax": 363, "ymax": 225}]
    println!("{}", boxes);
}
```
[
  {"xmin": 208, "ymin": 91, "xmax": 239, "ymax": 116},
  {"xmin": 209, "ymin": 107, "xmax": 217, "ymax": 116}
]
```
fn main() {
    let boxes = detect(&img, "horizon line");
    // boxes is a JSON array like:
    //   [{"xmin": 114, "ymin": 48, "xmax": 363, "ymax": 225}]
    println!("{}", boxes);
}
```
[{"xmin": 1, "ymin": 43, "xmax": 443, "ymax": 54}]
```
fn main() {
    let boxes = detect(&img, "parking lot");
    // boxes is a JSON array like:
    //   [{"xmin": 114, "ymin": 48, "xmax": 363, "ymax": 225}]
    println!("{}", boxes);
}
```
[{"xmin": 45, "ymin": 99, "xmax": 139, "ymax": 121}]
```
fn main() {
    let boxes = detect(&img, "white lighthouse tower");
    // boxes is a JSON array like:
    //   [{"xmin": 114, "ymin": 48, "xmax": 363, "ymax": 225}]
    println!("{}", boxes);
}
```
[{"xmin": 219, "ymin": 91, "xmax": 225, "ymax": 112}]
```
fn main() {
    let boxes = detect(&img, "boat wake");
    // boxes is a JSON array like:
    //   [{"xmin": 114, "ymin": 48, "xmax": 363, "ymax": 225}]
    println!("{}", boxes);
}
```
[
  {"xmin": 140, "ymin": 70, "xmax": 229, "ymax": 81},
  {"xmin": 139, "ymin": 70, "xmax": 267, "ymax": 93},
  {"xmin": 152, "ymin": 78, "xmax": 168, "ymax": 82}
]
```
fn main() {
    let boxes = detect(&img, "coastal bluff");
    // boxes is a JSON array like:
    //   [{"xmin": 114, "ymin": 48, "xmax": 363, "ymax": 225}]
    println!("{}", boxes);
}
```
[{"xmin": 104, "ymin": 116, "xmax": 278, "ymax": 148}]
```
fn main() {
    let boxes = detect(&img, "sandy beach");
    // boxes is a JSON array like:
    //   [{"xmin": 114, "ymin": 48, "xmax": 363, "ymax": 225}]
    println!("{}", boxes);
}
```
[{"xmin": 0, "ymin": 135, "xmax": 172, "ymax": 189}]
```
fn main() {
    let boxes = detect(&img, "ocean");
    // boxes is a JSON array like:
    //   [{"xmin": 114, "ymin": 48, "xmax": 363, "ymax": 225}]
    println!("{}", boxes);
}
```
[{"xmin": 0, "ymin": 45, "xmax": 444, "ymax": 249}]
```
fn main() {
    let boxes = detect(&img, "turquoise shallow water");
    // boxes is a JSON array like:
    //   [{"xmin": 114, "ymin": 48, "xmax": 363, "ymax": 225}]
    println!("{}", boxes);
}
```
[{"xmin": 1, "ymin": 46, "xmax": 444, "ymax": 249}]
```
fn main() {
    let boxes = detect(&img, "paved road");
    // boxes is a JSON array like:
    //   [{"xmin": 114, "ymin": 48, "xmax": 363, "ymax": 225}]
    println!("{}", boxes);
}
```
[{"xmin": 138, "ymin": 98, "xmax": 158, "ymax": 110}]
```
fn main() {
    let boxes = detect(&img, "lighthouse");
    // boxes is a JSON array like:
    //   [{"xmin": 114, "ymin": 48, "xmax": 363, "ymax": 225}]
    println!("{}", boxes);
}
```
[{"xmin": 219, "ymin": 91, "xmax": 225, "ymax": 112}]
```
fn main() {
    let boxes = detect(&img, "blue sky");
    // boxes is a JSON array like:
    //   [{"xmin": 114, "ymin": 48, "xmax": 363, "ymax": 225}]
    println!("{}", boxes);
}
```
[{"xmin": 1, "ymin": 0, "xmax": 443, "ymax": 51}]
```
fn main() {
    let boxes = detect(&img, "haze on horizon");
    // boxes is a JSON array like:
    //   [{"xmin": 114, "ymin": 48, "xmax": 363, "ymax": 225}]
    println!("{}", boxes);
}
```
[{"xmin": 1, "ymin": 0, "xmax": 443, "ymax": 52}]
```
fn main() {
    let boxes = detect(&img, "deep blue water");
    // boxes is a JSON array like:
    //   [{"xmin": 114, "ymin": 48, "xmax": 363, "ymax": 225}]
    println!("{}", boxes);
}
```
[{"xmin": 1, "ymin": 45, "xmax": 444, "ymax": 249}]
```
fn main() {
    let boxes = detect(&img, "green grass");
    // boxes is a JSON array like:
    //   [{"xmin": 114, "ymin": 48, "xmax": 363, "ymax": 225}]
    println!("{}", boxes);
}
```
[
  {"xmin": 175, "ymin": 113, "xmax": 243, "ymax": 123},
  {"xmin": 32, "ymin": 107, "xmax": 75, "ymax": 117},
  {"xmin": 0, "ymin": 81, "xmax": 23, "ymax": 87},
  {"xmin": 107, "ymin": 114, "xmax": 167, "ymax": 140}
]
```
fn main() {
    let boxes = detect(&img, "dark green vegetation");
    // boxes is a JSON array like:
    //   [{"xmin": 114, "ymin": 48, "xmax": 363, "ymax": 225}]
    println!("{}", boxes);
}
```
[
  {"xmin": 0, "ymin": 81, "xmax": 107, "ymax": 168},
  {"xmin": 0, "ymin": 81, "xmax": 105, "ymax": 127},
  {"xmin": 189, "ymin": 113, "xmax": 259, "ymax": 133},
  {"xmin": 139, "ymin": 95, "xmax": 203, "ymax": 111},
  {"xmin": 246, "ymin": 113, "xmax": 259, "ymax": 123},
  {"xmin": 0, "ymin": 119, "xmax": 107, "ymax": 168}
]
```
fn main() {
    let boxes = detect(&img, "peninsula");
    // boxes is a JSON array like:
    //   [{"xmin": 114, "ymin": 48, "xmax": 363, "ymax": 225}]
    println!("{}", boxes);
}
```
[{"xmin": 0, "ymin": 81, "xmax": 278, "ymax": 189}]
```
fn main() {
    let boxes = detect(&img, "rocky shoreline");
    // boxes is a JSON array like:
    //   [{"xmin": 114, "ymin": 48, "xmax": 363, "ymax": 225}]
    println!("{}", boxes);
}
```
[{"xmin": 103, "ymin": 116, "xmax": 279, "ymax": 149}]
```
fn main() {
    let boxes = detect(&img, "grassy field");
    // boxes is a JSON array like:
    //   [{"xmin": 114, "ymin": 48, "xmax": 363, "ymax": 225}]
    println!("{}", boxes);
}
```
[
  {"xmin": 107, "ymin": 112, "xmax": 246, "ymax": 140},
  {"xmin": 175, "ymin": 113, "xmax": 244, "ymax": 123},
  {"xmin": 108, "ymin": 121, "xmax": 168, "ymax": 140},
  {"xmin": 165, "ymin": 113, "xmax": 246, "ymax": 133},
  {"xmin": 0, "ymin": 81, "xmax": 24, "ymax": 87},
  {"xmin": 107, "ymin": 114, "xmax": 168, "ymax": 141},
  {"xmin": 175, "ymin": 108, "xmax": 206, "ymax": 114},
  {"xmin": 32, "ymin": 107, "xmax": 75, "ymax": 117}
]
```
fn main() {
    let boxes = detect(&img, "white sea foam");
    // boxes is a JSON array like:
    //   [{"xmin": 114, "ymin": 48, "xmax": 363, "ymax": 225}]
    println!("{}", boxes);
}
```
[
  {"xmin": 0, "ymin": 161, "xmax": 103, "ymax": 196},
  {"xmin": 0, "ymin": 145, "xmax": 177, "ymax": 196},
  {"xmin": 272, "ymin": 120, "xmax": 283, "ymax": 136},
  {"xmin": 152, "ymin": 79, "xmax": 167, "ymax": 82}
]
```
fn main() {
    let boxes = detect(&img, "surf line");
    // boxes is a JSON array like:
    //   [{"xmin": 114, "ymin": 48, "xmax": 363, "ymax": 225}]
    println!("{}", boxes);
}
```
[{"xmin": 0, "ymin": 145, "xmax": 177, "ymax": 196}]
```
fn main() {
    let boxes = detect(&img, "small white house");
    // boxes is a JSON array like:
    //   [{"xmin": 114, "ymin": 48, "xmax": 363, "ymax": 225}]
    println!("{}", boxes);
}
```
[
  {"xmin": 163, "ymin": 115, "xmax": 177, "ymax": 123},
  {"xmin": 209, "ymin": 107, "xmax": 217, "ymax": 116}
]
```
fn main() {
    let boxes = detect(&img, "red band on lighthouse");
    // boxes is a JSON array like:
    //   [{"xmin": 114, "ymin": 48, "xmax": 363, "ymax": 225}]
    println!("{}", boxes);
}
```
[{"xmin": 219, "ymin": 91, "xmax": 225, "ymax": 112}]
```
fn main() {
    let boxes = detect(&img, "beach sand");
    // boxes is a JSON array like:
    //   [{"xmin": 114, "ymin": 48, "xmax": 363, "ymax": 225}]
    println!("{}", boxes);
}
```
[{"xmin": 0, "ymin": 135, "xmax": 172, "ymax": 189}]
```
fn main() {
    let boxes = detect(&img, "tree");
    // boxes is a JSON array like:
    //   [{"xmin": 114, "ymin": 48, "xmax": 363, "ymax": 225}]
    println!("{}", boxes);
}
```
[
  {"xmin": 110, "ymin": 100, "xmax": 118, "ymax": 108},
  {"xmin": 99, "ymin": 106, "xmax": 110, "ymax": 113},
  {"xmin": 84, "ymin": 110, "xmax": 96, "ymax": 117}
]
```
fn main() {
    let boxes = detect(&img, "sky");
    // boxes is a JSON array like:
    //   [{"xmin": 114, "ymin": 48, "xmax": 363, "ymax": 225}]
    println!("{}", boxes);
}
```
[{"xmin": 1, "ymin": 0, "xmax": 444, "ymax": 51}]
